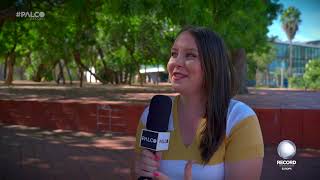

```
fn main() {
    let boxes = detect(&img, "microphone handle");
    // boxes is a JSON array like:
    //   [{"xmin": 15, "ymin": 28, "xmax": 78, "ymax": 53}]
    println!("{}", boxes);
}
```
[{"xmin": 138, "ymin": 150, "xmax": 156, "ymax": 180}]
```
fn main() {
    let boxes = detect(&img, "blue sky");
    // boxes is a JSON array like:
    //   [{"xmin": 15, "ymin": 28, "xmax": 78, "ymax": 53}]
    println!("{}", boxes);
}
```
[{"xmin": 268, "ymin": 0, "xmax": 320, "ymax": 42}]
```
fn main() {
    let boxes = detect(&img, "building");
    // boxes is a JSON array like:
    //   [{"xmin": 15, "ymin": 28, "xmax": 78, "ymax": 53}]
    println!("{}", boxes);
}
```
[
  {"xmin": 139, "ymin": 65, "xmax": 167, "ymax": 84},
  {"xmin": 307, "ymin": 40, "xmax": 320, "ymax": 46},
  {"xmin": 267, "ymin": 40, "xmax": 320, "ymax": 87}
]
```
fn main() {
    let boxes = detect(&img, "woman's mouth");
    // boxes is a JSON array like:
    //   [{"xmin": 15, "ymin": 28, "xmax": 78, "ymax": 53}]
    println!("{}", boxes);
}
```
[{"xmin": 172, "ymin": 72, "xmax": 188, "ymax": 81}]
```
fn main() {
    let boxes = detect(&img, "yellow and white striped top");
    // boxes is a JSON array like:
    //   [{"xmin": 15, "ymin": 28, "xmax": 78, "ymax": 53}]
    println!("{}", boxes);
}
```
[{"xmin": 135, "ymin": 95, "xmax": 264, "ymax": 180}]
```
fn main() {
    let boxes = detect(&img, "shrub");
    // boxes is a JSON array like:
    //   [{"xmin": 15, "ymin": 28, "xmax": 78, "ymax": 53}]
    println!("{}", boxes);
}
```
[
  {"xmin": 289, "ymin": 76, "xmax": 305, "ymax": 89},
  {"xmin": 303, "ymin": 59, "xmax": 320, "ymax": 90}
]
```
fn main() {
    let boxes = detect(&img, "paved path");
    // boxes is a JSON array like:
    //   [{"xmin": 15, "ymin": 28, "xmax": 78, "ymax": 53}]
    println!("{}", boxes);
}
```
[
  {"xmin": 1, "ymin": 123, "xmax": 320, "ymax": 180},
  {"xmin": 236, "ymin": 89, "xmax": 320, "ymax": 109}
]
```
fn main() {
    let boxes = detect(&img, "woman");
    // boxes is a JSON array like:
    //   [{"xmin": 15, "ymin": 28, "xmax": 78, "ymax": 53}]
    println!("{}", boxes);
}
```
[{"xmin": 132, "ymin": 26, "xmax": 264, "ymax": 180}]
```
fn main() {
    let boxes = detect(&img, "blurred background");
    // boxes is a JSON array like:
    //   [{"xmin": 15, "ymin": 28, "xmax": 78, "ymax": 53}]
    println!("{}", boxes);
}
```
[{"xmin": 1, "ymin": 0, "xmax": 319, "ymax": 91}]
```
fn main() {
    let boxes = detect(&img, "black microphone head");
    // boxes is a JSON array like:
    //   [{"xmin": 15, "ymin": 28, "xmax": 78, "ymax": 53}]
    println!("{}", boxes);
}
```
[{"xmin": 146, "ymin": 95, "xmax": 172, "ymax": 132}]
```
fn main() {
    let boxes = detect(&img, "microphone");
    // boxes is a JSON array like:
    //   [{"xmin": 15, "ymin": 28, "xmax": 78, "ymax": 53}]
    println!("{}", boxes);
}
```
[{"xmin": 138, "ymin": 95, "xmax": 172, "ymax": 180}]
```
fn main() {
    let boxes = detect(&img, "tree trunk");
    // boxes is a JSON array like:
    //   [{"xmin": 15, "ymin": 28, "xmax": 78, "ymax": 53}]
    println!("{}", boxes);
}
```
[
  {"xmin": 64, "ymin": 59, "xmax": 73, "ymax": 85},
  {"xmin": 73, "ymin": 51, "xmax": 84, "ymax": 87},
  {"xmin": 73, "ymin": 50, "xmax": 106, "ymax": 85},
  {"xmin": 33, "ymin": 64, "xmax": 45, "ymax": 82},
  {"xmin": 53, "ymin": 60, "xmax": 60, "ymax": 84},
  {"xmin": 119, "ymin": 70, "xmax": 123, "ymax": 84},
  {"xmin": 124, "ymin": 69, "xmax": 128, "ymax": 84},
  {"xmin": 128, "ymin": 71, "xmax": 132, "ymax": 85},
  {"xmin": 255, "ymin": 68, "xmax": 259, "ymax": 86},
  {"xmin": 114, "ymin": 71, "xmax": 119, "ymax": 84},
  {"xmin": 231, "ymin": 48, "xmax": 248, "ymax": 94},
  {"xmin": 79, "ymin": 68, "xmax": 83, "ymax": 87},
  {"xmin": 266, "ymin": 70, "xmax": 269, "ymax": 87},
  {"xmin": 58, "ymin": 60, "xmax": 65, "ymax": 84},
  {"xmin": 156, "ymin": 64, "xmax": 160, "ymax": 85},
  {"xmin": 4, "ymin": 42, "xmax": 17, "ymax": 85},
  {"xmin": 3, "ymin": 54, "xmax": 8, "ymax": 80},
  {"xmin": 288, "ymin": 40, "xmax": 293, "ymax": 77},
  {"xmin": 98, "ymin": 47, "xmax": 114, "ymax": 84},
  {"xmin": 281, "ymin": 67, "xmax": 284, "ymax": 88},
  {"xmin": 138, "ymin": 72, "xmax": 143, "ymax": 86},
  {"xmin": 5, "ymin": 52, "xmax": 15, "ymax": 85},
  {"xmin": 137, "ymin": 64, "xmax": 144, "ymax": 86}
]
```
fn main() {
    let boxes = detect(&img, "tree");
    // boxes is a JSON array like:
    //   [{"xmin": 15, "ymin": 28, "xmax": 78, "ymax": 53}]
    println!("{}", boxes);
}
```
[
  {"xmin": 281, "ymin": 6, "xmax": 301, "ymax": 77},
  {"xmin": 108, "ymin": 0, "xmax": 283, "ymax": 93},
  {"xmin": 0, "ymin": 0, "xmax": 69, "ymax": 84},
  {"xmin": 176, "ymin": 0, "xmax": 282, "ymax": 93},
  {"xmin": 1, "ymin": 0, "xmax": 282, "ymax": 89},
  {"xmin": 208, "ymin": 0, "xmax": 282, "ymax": 93},
  {"xmin": 0, "ymin": 1, "xmax": 21, "ymax": 84},
  {"xmin": 98, "ymin": 1, "xmax": 178, "ymax": 85},
  {"xmin": 247, "ymin": 45, "xmax": 276, "ymax": 86},
  {"xmin": 303, "ymin": 59, "xmax": 320, "ymax": 90},
  {"xmin": 0, "ymin": 20, "xmax": 26, "ymax": 85}
]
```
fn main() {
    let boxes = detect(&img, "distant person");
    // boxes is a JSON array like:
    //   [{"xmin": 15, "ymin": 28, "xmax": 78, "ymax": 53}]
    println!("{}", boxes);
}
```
[{"xmin": 132, "ymin": 26, "xmax": 264, "ymax": 180}]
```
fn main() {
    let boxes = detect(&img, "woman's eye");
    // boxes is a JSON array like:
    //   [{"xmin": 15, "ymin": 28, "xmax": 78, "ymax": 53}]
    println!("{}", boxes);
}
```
[
  {"xmin": 186, "ymin": 53, "xmax": 196, "ymax": 58},
  {"xmin": 171, "ymin": 52, "xmax": 178, "ymax": 57}
]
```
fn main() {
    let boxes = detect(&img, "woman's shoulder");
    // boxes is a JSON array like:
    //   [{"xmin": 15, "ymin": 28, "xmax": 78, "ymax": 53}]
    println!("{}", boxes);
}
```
[
  {"xmin": 227, "ymin": 99, "xmax": 255, "ymax": 116},
  {"xmin": 226, "ymin": 99, "xmax": 257, "ymax": 136},
  {"xmin": 225, "ymin": 99, "xmax": 264, "ymax": 162}
]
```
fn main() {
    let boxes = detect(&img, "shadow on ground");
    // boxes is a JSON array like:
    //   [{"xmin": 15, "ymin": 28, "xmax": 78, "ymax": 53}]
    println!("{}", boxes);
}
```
[
  {"xmin": 0, "ymin": 123, "xmax": 135, "ymax": 180},
  {"xmin": 1, "ymin": 123, "xmax": 320, "ymax": 180}
]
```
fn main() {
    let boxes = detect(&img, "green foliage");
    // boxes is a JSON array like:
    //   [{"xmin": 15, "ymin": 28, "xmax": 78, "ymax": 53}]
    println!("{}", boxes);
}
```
[
  {"xmin": 303, "ymin": 59, "xmax": 320, "ymax": 90},
  {"xmin": 96, "ymin": 8, "xmax": 177, "ymax": 76},
  {"xmin": 289, "ymin": 59, "xmax": 320, "ymax": 90},
  {"xmin": 288, "ymin": 76, "xmax": 305, "ymax": 89},
  {"xmin": 209, "ymin": 0, "xmax": 282, "ymax": 53},
  {"xmin": 108, "ymin": 0, "xmax": 282, "ymax": 54},
  {"xmin": 247, "ymin": 44, "xmax": 276, "ymax": 81},
  {"xmin": 280, "ymin": 6, "xmax": 301, "ymax": 40},
  {"xmin": 0, "ymin": 0, "xmax": 282, "ymax": 85},
  {"xmin": 247, "ymin": 59, "xmax": 256, "ymax": 81},
  {"xmin": 248, "ymin": 44, "xmax": 276, "ymax": 72},
  {"xmin": 280, "ymin": 6, "xmax": 301, "ymax": 77}
]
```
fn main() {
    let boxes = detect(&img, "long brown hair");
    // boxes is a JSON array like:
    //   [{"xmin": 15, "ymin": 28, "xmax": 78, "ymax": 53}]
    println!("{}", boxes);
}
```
[{"xmin": 178, "ymin": 26, "xmax": 237, "ymax": 164}]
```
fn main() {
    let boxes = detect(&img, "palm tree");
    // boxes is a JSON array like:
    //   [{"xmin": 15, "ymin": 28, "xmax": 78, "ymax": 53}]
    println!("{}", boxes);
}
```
[{"xmin": 280, "ymin": 6, "xmax": 301, "ymax": 78}]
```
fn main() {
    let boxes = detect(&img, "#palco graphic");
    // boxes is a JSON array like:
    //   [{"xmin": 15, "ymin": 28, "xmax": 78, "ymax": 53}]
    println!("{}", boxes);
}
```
[{"xmin": 276, "ymin": 140, "xmax": 297, "ymax": 170}]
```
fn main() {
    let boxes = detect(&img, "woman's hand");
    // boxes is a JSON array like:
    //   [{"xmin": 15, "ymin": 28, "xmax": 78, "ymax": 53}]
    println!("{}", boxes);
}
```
[
  {"xmin": 134, "ymin": 149, "xmax": 161, "ymax": 178},
  {"xmin": 154, "ymin": 160, "xmax": 194, "ymax": 180}
]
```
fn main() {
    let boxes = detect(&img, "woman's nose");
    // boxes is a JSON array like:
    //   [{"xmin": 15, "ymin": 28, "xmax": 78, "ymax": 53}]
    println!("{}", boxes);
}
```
[{"xmin": 174, "ymin": 54, "xmax": 184, "ymax": 66}]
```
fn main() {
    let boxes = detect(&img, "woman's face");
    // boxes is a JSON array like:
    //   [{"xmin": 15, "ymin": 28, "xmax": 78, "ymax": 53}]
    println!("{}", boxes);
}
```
[{"xmin": 167, "ymin": 31, "xmax": 204, "ymax": 94}]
